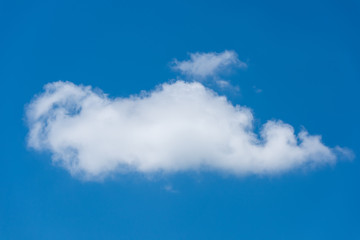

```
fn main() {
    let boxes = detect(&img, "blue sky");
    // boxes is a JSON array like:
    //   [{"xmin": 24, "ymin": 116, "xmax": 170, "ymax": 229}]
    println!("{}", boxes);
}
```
[{"xmin": 1, "ymin": 0, "xmax": 360, "ymax": 239}]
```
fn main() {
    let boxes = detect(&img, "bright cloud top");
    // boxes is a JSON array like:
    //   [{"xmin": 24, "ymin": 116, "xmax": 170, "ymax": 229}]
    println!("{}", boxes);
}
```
[
  {"xmin": 26, "ymin": 80, "xmax": 343, "ymax": 180},
  {"xmin": 172, "ymin": 50, "xmax": 247, "ymax": 78}
]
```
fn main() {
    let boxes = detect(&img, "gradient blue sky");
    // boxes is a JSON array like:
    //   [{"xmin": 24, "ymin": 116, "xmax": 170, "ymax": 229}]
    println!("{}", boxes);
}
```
[{"xmin": 1, "ymin": 0, "xmax": 360, "ymax": 239}]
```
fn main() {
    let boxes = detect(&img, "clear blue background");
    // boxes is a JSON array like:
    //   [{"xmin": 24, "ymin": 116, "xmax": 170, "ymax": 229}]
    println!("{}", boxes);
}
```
[{"xmin": 1, "ymin": 0, "xmax": 359, "ymax": 239}]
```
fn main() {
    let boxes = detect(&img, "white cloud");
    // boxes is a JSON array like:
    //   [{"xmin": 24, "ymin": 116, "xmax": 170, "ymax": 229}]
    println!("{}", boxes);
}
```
[
  {"xmin": 164, "ymin": 185, "xmax": 178, "ymax": 193},
  {"xmin": 216, "ymin": 80, "xmax": 231, "ymax": 88},
  {"xmin": 26, "ymin": 80, "xmax": 347, "ymax": 180},
  {"xmin": 171, "ymin": 50, "xmax": 247, "ymax": 78},
  {"xmin": 253, "ymin": 85, "xmax": 263, "ymax": 93},
  {"xmin": 216, "ymin": 80, "xmax": 240, "ymax": 92}
]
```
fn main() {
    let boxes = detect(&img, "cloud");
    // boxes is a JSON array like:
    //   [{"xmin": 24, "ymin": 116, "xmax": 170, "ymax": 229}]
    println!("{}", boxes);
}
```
[
  {"xmin": 171, "ymin": 50, "xmax": 247, "ymax": 78},
  {"xmin": 164, "ymin": 185, "xmax": 178, "ymax": 193},
  {"xmin": 253, "ymin": 85, "xmax": 263, "ymax": 93},
  {"xmin": 216, "ymin": 80, "xmax": 240, "ymax": 92},
  {"xmin": 26, "ymin": 80, "xmax": 348, "ymax": 180}
]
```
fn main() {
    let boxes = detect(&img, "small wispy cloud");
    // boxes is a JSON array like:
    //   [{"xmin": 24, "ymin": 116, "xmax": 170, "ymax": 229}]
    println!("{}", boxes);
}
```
[
  {"xmin": 253, "ymin": 86, "xmax": 263, "ymax": 93},
  {"xmin": 216, "ymin": 80, "xmax": 231, "ymax": 88},
  {"xmin": 164, "ymin": 185, "xmax": 178, "ymax": 193},
  {"xmin": 171, "ymin": 50, "xmax": 247, "ymax": 79},
  {"xmin": 216, "ymin": 80, "xmax": 240, "ymax": 92}
]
